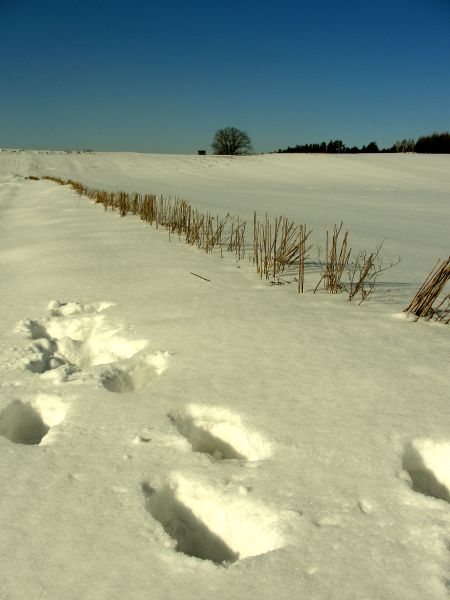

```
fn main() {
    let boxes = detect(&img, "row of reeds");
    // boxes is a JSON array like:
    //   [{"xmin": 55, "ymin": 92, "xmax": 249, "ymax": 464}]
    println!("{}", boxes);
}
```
[
  {"xmin": 41, "ymin": 176, "xmax": 231, "ymax": 253},
  {"xmin": 40, "ymin": 176, "xmax": 314, "ymax": 287},
  {"xmin": 31, "ymin": 176, "xmax": 449, "ymax": 323}
]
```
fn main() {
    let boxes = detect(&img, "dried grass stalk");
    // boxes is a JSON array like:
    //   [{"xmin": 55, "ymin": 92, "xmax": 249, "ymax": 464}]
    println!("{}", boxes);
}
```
[
  {"xmin": 315, "ymin": 223, "xmax": 351, "ymax": 294},
  {"xmin": 297, "ymin": 225, "xmax": 312, "ymax": 293},
  {"xmin": 404, "ymin": 257, "xmax": 450, "ymax": 319}
]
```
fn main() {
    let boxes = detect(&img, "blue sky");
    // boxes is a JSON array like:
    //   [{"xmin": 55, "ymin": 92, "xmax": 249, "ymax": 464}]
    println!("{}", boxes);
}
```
[{"xmin": 1, "ymin": 0, "xmax": 449, "ymax": 153}]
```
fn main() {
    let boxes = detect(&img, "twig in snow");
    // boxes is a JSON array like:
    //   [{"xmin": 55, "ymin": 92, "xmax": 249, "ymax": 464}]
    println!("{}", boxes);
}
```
[{"xmin": 190, "ymin": 272, "xmax": 211, "ymax": 282}]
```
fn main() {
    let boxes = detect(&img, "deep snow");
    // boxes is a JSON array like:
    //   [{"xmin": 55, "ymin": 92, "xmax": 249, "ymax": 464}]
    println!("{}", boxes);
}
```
[{"xmin": 0, "ymin": 151, "xmax": 449, "ymax": 600}]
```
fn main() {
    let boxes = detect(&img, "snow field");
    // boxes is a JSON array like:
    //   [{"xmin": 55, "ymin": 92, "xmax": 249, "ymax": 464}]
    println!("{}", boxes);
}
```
[
  {"xmin": 4, "ymin": 297, "xmax": 287, "ymax": 568},
  {"xmin": 1, "ymin": 155, "xmax": 450, "ymax": 599}
]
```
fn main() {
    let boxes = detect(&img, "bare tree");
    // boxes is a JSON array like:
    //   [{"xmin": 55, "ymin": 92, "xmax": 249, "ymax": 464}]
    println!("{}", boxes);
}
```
[{"xmin": 211, "ymin": 127, "xmax": 253, "ymax": 155}]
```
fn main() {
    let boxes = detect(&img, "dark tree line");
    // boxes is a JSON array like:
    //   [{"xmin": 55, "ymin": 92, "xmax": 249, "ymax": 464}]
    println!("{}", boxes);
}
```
[
  {"xmin": 276, "ymin": 132, "xmax": 450, "ymax": 154},
  {"xmin": 277, "ymin": 140, "xmax": 379, "ymax": 154},
  {"xmin": 413, "ymin": 132, "xmax": 450, "ymax": 153}
]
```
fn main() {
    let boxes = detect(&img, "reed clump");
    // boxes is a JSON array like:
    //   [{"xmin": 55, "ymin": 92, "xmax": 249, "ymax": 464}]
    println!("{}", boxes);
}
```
[
  {"xmin": 42, "ymin": 175, "xmax": 66, "ymax": 185},
  {"xmin": 314, "ymin": 223, "xmax": 351, "ymax": 294},
  {"xmin": 252, "ymin": 213, "xmax": 312, "ymax": 284},
  {"xmin": 346, "ymin": 244, "xmax": 401, "ymax": 304},
  {"xmin": 404, "ymin": 257, "xmax": 450, "ymax": 322}
]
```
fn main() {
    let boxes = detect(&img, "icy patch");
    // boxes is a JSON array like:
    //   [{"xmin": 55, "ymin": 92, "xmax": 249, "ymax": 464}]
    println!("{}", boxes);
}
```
[
  {"xmin": 100, "ymin": 351, "xmax": 169, "ymax": 393},
  {"xmin": 47, "ymin": 299, "xmax": 114, "ymax": 317},
  {"xmin": 168, "ymin": 403, "xmax": 271, "ymax": 461},
  {"xmin": 403, "ymin": 439, "xmax": 450, "ymax": 502},
  {"xmin": 142, "ymin": 474, "xmax": 284, "ymax": 564},
  {"xmin": 0, "ymin": 395, "xmax": 67, "ymax": 445}
]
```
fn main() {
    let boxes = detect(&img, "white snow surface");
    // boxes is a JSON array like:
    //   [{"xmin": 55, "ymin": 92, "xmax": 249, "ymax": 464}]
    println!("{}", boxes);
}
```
[{"xmin": 0, "ymin": 151, "xmax": 449, "ymax": 600}]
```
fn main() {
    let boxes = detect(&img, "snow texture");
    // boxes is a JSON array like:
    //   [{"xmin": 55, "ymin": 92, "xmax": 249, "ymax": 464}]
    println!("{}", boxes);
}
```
[{"xmin": 0, "ymin": 152, "xmax": 450, "ymax": 600}]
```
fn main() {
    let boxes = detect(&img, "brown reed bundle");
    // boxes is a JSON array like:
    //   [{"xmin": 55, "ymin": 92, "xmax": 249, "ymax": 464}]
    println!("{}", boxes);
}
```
[
  {"xmin": 66, "ymin": 179, "xmax": 87, "ymax": 195},
  {"xmin": 227, "ymin": 217, "xmax": 246, "ymax": 258},
  {"xmin": 297, "ymin": 225, "xmax": 312, "ymax": 293},
  {"xmin": 404, "ymin": 257, "xmax": 450, "ymax": 319},
  {"xmin": 315, "ymin": 223, "xmax": 351, "ymax": 294},
  {"xmin": 434, "ymin": 294, "xmax": 450, "ymax": 324},
  {"xmin": 42, "ymin": 175, "xmax": 65, "ymax": 185}
]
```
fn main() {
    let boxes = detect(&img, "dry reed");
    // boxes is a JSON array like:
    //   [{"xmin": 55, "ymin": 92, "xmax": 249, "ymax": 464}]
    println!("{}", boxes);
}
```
[
  {"xmin": 315, "ymin": 223, "xmax": 351, "ymax": 294},
  {"xmin": 404, "ymin": 257, "xmax": 450, "ymax": 320}
]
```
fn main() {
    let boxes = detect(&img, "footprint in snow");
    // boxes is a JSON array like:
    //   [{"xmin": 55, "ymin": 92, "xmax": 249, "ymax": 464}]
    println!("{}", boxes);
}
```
[
  {"xmin": 402, "ymin": 439, "xmax": 450, "ymax": 503},
  {"xmin": 141, "ymin": 473, "xmax": 284, "ymax": 564},
  {"xmin": 0, "ymin": 394, "xmax": 67, "ymax": 445},
  {"xmin": 100, "ymin": 351, "xmax": 169, "ymax": 393},
  {"xmin": 168, "ymin": 403, "xmax": 271, "ymax": 462}
]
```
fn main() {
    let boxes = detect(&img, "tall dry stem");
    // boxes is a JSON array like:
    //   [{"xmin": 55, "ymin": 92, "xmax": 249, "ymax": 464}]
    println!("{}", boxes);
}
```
[{"xmin": 404, "ymin": 257, "xmax": 450, "ymax": 319}]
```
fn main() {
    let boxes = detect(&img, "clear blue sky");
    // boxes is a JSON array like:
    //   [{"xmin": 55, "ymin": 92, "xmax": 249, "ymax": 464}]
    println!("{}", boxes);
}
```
[{"xmin": 1, "ymin": 0, "xmax": 449, "ymax": 153}]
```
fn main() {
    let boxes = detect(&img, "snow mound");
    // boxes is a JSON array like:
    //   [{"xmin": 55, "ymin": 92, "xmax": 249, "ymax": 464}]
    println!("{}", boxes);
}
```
[
  {"xmin": 47, "ymin": 299, "xmax": 114, "ymax": 317},
  {"xmin": 19, "ymin": 307, "xmax": 148, "ymax": 373},
  {"xmin": 100, "ymin": 351, "xmax": 170, "ymax": 393},
  {"xmin": 142, "ymin": 473, "xmax": 284, "ymax": 564},
  {"xmin": 168, "ymin": 403, "xmax": 271, "ymax": 461},
  {"xmin": 0, "ymin": 394, "xmax": 67, "ymax": 445},
  {"xmin": 403, "ymin": 439, "xmax": 450, "ymax": 502}
]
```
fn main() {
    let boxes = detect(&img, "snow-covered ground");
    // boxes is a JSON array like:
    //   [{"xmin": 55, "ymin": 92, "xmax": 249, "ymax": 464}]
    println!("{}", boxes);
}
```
[{"xmin": 0, "ymin": 151, "xmax": 449, "ymax": 600}]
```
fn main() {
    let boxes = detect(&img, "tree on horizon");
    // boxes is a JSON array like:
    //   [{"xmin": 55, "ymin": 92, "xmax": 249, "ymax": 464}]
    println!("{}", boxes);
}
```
[{"xmin": 211, "ymin": 127, "xmax": 253, "ymax": 155}]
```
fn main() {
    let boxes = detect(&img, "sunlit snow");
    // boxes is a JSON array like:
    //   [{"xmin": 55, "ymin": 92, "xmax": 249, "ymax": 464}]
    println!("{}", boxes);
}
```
[{"xmin": 0, "ymin": 150, "xmax": 449, "ymax": 600}]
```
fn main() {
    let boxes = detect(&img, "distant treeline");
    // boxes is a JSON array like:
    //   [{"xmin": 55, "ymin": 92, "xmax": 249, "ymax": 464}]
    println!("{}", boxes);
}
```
[{"xmin": 276, "ymin": 132, "xmax": 450, "ymax": 154}]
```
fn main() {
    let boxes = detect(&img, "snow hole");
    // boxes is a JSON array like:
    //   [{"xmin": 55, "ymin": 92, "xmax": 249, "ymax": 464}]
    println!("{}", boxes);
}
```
[
  {"xmin": 0, "ymin": 395, "xmax": 67, "ymax": 445},
  {"xmin": 142, "ymin": 474, "xmax": 284, "ymax": 564},
  {"xmin": 168, "ymin": 403, "xmax": 271, "ymax": 461},
  {"xmin": 403, "ymin": 439, "xmax": 450, "ymax": 503},
  {"xmin": 100, "ymin": 351, "xmax": 169, "ymax": 393}
]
